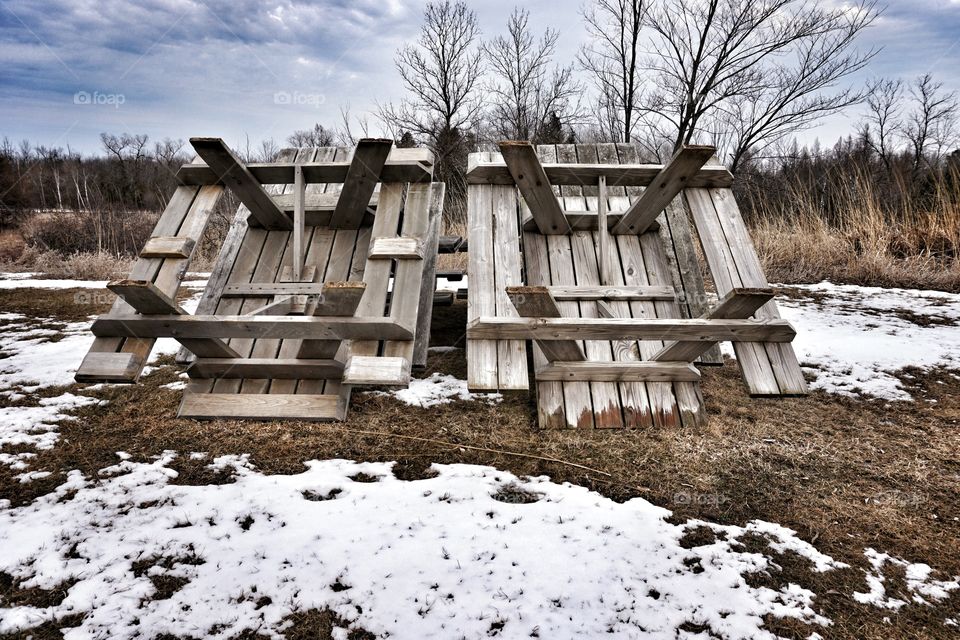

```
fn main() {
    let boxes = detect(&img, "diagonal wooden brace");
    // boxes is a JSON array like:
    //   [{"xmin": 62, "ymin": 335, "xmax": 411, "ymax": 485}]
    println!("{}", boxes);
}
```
[
  {"xmin": 613, "ymin": 145, "xmax": 715, "ymax": 235},
  {"xmin": 499, "ymin": 141, "xmax": 571, "ymax": 235},
  {"xmin": 191, "ymin": 137, "xmax": 292, "ymax": 230},
  {"xmin": 329, "ymin": 139, "xmax": 393, "ymax": 229}
]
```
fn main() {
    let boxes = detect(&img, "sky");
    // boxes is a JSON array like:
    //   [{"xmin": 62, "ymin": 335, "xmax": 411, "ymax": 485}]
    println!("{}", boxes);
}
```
[{"xmin": 1, "ymin": 0, "xmax": 960, "ymax": 155}]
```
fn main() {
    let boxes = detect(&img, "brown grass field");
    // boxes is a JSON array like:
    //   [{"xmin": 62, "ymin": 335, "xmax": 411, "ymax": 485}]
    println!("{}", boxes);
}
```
[{"xmin": 0, "ymin": 287, "xmax": 958, "ymax": 639}]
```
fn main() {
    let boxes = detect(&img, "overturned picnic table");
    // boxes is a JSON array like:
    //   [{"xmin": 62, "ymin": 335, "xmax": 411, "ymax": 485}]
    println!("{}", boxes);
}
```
[
  {"xmin": 466, "ymin": 142, "xmax": 807, "ymax": 429},
  {"xmin": 76, "ymin": 138, "xmax": 444, "ymax": 421}
]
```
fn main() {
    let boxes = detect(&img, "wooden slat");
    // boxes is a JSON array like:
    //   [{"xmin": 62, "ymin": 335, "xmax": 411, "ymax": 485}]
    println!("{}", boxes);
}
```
[
  {"xmin": 330, "ymin": 139, "xmax": 392, "ymax": 229},
  {"xmin": 107, "ymin": 279, "xmax": 185, "ymax": 314},
  {"xmin": 546, "ymin": 285, "xmax": 675, "ymax": 301},
  {"xmin": 222, "ymin": 283, "xmax": 327, "ymax": 297},
  {"xmin": 521, "ymin": 211, "xmax": 631, "ymax": 232},
  {"xmin": 536, "ymin": 361, "xmax": 700, "ymax": 382},
  {"xmin": 190, "ymin": 138, "xmax": 291, "ymax": 230},
  {"xmin": 140, "ymin": 236, "xmax": 195, "ymax": 259},
  {"xmin": 499, "ymin": 141, "xmax": 570, "ymax": 234},
  {"xmin": 293, "ymin": 163, "xmax": 306, "ymax": 280},
  {"xmin": 466, "ymin": 164, "xmax": 499, "ymax": 391},
  {"xmin": 550, "ymin": 143, "xmax": 594, "ymax": 428},
  {"xmin": 273, "ymin": 191, "xmax": 378, "ymax": 213},
  {"xmin": 342, "ymin": 356, "xmax": 411, "ymax": 387},
  {"xmin": 382, "ymin": 183, "xmax": 432, "ymax": 365},
  {"xmin": 491, "ymin": 184, "xmax": 529, "ymax": 390},
  {"xmin": 178, "ymin": 152, "xmax": 433, "ymax": 186},
  {"xmin": 93, "ymin": 315, "xmax": 415, "ymax": 341},
  {"xmin": 506, "ymin": 286, "xmax": 585, "ymax": 363},
  {"xmin": 75, "ymin": 352, "xmax": 143, "ymax": 383},
  {"xmin": 612, "ymin": 145, "xmax": 715, "ymax": 235},
  {"xmin": 653, "ymin": 288, "xmax": 775, "ymax": 362},
  {"xmin": 467, "ymin": 317, "xmax": 796, "ymax": 341},
  {"xmin": 597, "ymin": 175, "xmax": 611, "ymax": 284},
  {"xmin": 413, "ymin": 182, "xmax": 445, "ymax": 369},
  {"xmin": 179, "ymin": 393, "xmax": 346, "ymax": 420},
  {"xmin": 368, "ymin": 237, "xmax": 425, "ymax": 260},
  {"xmin": 467, "ymin": 155, "xmax": 734, "ymax": 187},
  {"xmin": 187, "ymin": 358, "xmax": 344, "ymax": 379}
]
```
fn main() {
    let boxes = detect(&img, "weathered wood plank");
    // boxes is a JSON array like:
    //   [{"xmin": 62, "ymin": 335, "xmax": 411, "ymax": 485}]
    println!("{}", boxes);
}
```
[
  {"xmin": 466, "ymin": 165, "xmax": 499, "ymax": 391},
  {"xmin": 190, "ymin": 137, "xmax": 291, "ymax": 230},
  {"xmin": 499, "ymin": 141, "xmax": 570, "ymax": 234},
  {"xmin": 140, "ymin": 236, "xmax": 195, "ymax": 259},
  {"xmin": 222, "ymin": 282, "xmax": 327, "ymax": 297},
  {"xmin": 330, "ymin": 139, "xmax": 393, "ymax": 229},
  {"xmin": 75, "ymin": 352, "xmax": 144, "ymax": 383},
  {"xmin": 536, "ymin": 361, "xmax": 700, "ymax": 382},
  {"xmin": 612, "ymin": 145, "xmax": 714, "ymax": 235},
  {"xmin": 178, "ymin": 152, "xmax": 432, "ymax": 186},
  {"xmin": 186, "ymin": 358, "xmax": 344, "ymax": 379},
  {"xmin": 467, "ymin": 155, "xmax": 734, "ymax": 187},
  {"xmin": 546, "ymin": 285, "xmax": 675, "ymax": 301},
  {"xmin": 367, "ymin": 236, "xmax": 425, "ymax": 260},
  {"xmin": 550, "ymin": 143, "xmax": 594, "ymax": 428},
  {"xmin": 94, "ymin": 315, "xmax": 415, "ymax": 341},
  {"xmin": 467, "ymin": 317, "xmax": 796, "ymax": 341},
  {"xmin": 179, "ymin": 393, "xmax": 346, "ymax": 421},
  {"xmin": 413, "ymin": 182, "xmax": 445, "ymax": 369},
  {"xmin": 491, "ymin": 184, "xmax": 529, "ymax": 390},
  {"xmin": 342, "ymin": 356, "xmax": 411, "ymax": 387}
]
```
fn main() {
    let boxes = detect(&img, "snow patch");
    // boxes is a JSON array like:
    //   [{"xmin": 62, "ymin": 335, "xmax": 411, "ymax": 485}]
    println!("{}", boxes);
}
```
[
  {"xmin": 0, "ymin": 457, "xmax": 841, "ymax": 639},
  {"xmin": 853, "ymin": 548, "xmax": 960, "ymax": 609},
  {"xmin": 386, "ymin": 373, "xmax": 501, "ymax": 408}
]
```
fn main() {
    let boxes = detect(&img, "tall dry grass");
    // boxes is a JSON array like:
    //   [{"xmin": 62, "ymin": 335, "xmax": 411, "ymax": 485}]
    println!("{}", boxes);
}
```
[{"xmin": 743, "ymin": 165, "xmax": 960, "ymax": 292}]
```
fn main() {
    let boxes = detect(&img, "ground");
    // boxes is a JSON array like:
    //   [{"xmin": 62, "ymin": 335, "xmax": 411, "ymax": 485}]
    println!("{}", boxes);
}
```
[{"xmin": 0, "ymin": 275, "xmax": 958, "ymax": 639}]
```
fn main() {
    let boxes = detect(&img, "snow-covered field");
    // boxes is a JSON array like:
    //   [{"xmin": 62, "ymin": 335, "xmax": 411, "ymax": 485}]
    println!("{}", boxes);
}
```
[{"xmin": 1, "ymin": 274, "xmax": 958, "ymax": 638}]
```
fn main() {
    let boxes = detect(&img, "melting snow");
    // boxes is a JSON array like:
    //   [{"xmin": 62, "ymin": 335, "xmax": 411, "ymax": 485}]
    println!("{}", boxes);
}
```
[
  {"xmin": 0, "ymin": 455, "xmax": 843, "ymax": 639},
  {"xmin": 759, "ymin": 282, "xmax": 960, "ymax": 400},
  {"xmin": 387, "ymin": 372, "xmax": 501, "ymax": 408},
  {"xmin": 853, "ymin": 548, "xmax": 960, "ymax": 610}
]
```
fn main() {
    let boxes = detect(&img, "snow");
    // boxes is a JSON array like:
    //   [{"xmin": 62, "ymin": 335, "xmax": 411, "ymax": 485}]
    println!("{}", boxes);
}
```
[
  {"xmin": 0, "ymin": 455, "xmax": 844, "ymax": 639},
  {"xmin": 853, "ymin": 548, "xmax": 960, "ymax": 610},
  {"xmin": 386, "ymin": 373, "xmax": 501, "ymax": 408},
  {"xmin": 0, "ymin": 273, "xmax": 207, "ymax": 290},
  {"xmin": 770, "ymin": 282, "xmax": 960, "ymax": 400}
]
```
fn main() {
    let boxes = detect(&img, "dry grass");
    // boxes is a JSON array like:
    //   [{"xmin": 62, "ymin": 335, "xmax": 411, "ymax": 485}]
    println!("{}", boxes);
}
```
[
  {"xmin": 1, "ymin": 293, "xmax": 958, "ymax": 639},
  {"xmin": 0, "ymin": 247, "xmax": 135, "ymax": 281},
  {"xmin": 745, "ymin": 169, "xmax": 960, "ymax": 291}
]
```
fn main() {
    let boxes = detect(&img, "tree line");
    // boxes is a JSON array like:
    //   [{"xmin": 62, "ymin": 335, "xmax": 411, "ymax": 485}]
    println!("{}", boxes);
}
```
[{"xmin": 2, "ymin": 0, "xmax": 957, "ymax": 253}]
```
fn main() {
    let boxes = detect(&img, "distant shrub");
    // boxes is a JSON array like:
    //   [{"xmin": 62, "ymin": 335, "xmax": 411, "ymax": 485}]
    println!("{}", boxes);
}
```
[{"xmin": 21, "ymin": 210, "xmax": 158, "ymax": 257}]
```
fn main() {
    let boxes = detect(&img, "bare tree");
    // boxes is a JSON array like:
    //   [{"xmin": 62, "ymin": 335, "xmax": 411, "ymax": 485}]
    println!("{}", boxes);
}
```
[
  {"xmin": 641, "ymin": 0, "xmax": 879, "ymax": 170},
  {"xmin": 858, "ymin": 78, "xmax": 903, "ymax": 171},
  {"xmin": 337, "ymin": 104, "xmax": 371, "ymax": 146},
  {"xmin": 483, "ymin": 7, "xmax": 582, "ymax": 143},
  {"xmin": 579, "ymin": 0, "xmax": 647, "ymax": 143},
  {"xmin": 901, "ymin": 73, "xmax": 958, "ymax": 174},
  {"xmin": 378, "ymin": 0, "xmax": 483, "ymax": 140},
  {"xmin": 286, "ymin": 124, "xmax": 335, "ymax": 148}
]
